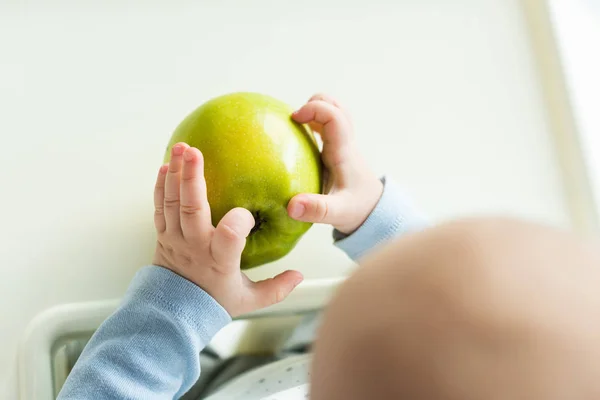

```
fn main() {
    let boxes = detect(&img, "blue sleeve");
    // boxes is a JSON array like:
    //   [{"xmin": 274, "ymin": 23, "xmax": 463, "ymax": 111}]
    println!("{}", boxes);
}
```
[
  {"xmin": 334, "ymin": 177, "xmax": 429, "ymax": 261},
  {"xmin": 57, "ymin": 265, "xmax": 231, "ymax": 400}
]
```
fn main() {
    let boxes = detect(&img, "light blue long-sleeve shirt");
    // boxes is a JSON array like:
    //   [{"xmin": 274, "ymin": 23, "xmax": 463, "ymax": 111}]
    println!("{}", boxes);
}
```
[{"xmin": 58, "ymin": 178, "xmax": 428, "ymax": 399}]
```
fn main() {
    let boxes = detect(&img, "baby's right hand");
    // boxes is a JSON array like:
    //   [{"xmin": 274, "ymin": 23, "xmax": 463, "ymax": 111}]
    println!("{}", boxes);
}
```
[{"xmin": 288, "ymin": 94, "xmax": 383, "ymax": 235}]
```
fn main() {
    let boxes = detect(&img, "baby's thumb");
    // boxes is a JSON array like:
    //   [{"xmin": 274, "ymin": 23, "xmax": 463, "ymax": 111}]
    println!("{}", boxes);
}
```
[
  {"xmin": 211, "ymin": 207, "xmax": 254, "ymax": 266},
  {"xmin": 287, "ymin": 193, "xmax": 346, "ymax": 226},
  {"xmin": 252, "ymin": 270, "xmax": 304, "ymax": 309}
]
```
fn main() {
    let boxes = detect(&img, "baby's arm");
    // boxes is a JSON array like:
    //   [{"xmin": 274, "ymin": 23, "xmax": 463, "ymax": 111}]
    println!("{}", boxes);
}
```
[
  {"xmin": 58, "ymin": 144, "xmax": 302, "ymax": 399},
  {"xmin": 288, "ymin": 94, "xmax": 429, "ymax": 262},
  {"xmin": 58, "ymin": 267, "xmax": 230, "ymax": 400}
]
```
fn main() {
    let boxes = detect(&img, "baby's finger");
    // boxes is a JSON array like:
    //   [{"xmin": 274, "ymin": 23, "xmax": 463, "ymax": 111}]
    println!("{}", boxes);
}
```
[
  {"xmin": 308, "ymin": 121, "xmax": 323, "ymax": 134},
  {"xmin": 164, "ymin": 143, "xmax": 189, "ymax": 235},
  {"xmin": 292, "ymin": 100, "xmax": 350, "ymax": 146},
  {"xmin": 250, "ymin": 270, "xmax": 304, "ymax": 309},
  {"xmin": 287, "ymin": 192, "xmax": 347, "ymax": 226},
  {"xmin": 211, "ymin": 207, "xmax": 255, "ymax": 268},
  {"xmin": 308, "ymin": 93, "xmax": 352, "ymax": 122},
  {"xmin": 180, "ymin": 147, "xmax": 212, "ymax": 240},
  {"xmin": 308, "ymin": 93, "xmax": 342, "ymax": 108},
  {"xmin": 154, "ymin": 164, "xmax": 168, "ymax": 233}
]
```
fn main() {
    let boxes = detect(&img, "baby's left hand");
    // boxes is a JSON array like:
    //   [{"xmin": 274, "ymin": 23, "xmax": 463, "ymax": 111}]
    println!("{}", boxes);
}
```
[{"xmin": 153, "ymin": 143, "xmax": 304, "ymax": 317}]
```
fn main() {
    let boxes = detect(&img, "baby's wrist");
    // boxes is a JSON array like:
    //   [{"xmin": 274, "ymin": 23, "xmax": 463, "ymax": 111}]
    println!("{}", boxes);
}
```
[{"xmin": 335, "ymin": 177, "xmax": 384, "ymax": 235}]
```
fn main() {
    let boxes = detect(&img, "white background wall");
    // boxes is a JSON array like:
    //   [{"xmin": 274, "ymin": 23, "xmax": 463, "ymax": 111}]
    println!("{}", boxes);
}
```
[
  {"xmin": 0, "ymin": 0, "xmax": 577, "ymax": 395},
  {"xmin": 548, "ymin": 0, "xmax": 600, "ymax": 215}
]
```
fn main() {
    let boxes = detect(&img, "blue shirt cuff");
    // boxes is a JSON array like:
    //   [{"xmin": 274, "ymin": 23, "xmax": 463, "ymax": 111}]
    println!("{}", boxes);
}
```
[
  {"xmin": 334, "ymin": 177, "xmax": 429, "ymax": 261},
  {"xmin": 125, "ymin": 265, "xmax": 232, "ymax": 343}
]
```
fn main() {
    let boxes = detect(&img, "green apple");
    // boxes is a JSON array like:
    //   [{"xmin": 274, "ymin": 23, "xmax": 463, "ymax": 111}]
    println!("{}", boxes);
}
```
[{"xmin": 164, "ymin": 92, "xmax": 323, "ymax": 269}]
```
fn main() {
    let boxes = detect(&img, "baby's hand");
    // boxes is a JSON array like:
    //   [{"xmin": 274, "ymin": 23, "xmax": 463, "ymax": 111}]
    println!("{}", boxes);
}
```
[
  {"xmin": 288, "ymin": 94, "xmax": 383, "ymax": 235},
  {"xmin": 153, "ymin": 143, "xmax": 303, "ymax": 317}
]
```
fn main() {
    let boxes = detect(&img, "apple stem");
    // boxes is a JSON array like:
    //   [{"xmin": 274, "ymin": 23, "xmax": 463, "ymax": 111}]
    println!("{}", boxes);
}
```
[{"xmin": 250, "ymin": 211, "xmax": 266, "ymax": 235}]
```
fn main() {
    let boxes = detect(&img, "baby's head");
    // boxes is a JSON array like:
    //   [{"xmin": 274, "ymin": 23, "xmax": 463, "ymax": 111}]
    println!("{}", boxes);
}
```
[
  {"xmin": 310, "ymin": 219, "xmax": 600, "ymax": 399},
  {"xmin": 310, "ymin": 231, "xmax": 439, "ymax": 399}
]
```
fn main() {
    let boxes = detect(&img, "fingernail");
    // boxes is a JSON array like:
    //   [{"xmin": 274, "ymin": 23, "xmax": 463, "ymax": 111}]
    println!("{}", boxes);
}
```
[
  {"xmin": 172, "ymin": 145, "xmax": 184, "ymax": 156},
  {"xmin": 289, "ymin": 202, "xmax": 305, "ymax": 218},
  {"xmin": 159, "ymin": 164, "xmax": 168, "ymax": 174},
  {"xmin": 183, "ymin": 148, "xmax": 195, "ymax": 162}
]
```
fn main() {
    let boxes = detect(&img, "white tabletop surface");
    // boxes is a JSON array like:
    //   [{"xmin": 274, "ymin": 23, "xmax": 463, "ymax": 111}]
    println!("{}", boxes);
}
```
[{"xmin": 0, "ymin": 0, "xmax": 585, "ymax": 396}]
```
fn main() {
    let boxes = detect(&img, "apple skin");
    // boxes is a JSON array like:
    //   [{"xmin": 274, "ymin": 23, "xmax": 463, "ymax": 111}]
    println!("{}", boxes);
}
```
[{"xmin": 164, "ymin": 92, "xmax": 323, "ymax": 269}]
